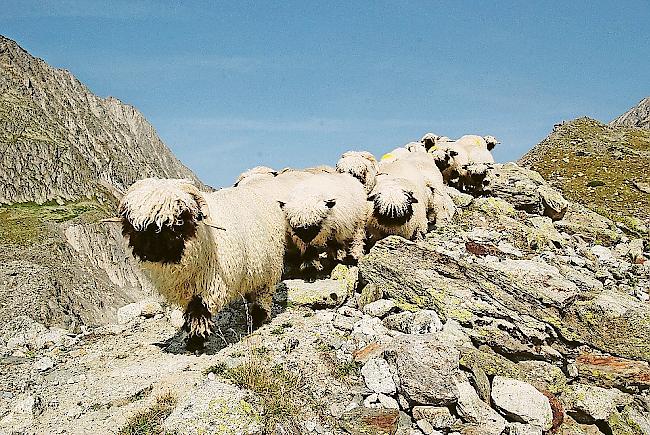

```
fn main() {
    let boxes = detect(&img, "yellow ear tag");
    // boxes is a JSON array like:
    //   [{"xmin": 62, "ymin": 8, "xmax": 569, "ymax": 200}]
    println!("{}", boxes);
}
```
[
  {"xmin": 429, "ymin": 145, "xmax": 438, "ymax": 151},
  {"xmin": 381, "ymin": 153, "xmax": 393, "ymax": 161},
  {"xmin": 474, "ymin": 138, "xmax": 481, "ymax": 145}
]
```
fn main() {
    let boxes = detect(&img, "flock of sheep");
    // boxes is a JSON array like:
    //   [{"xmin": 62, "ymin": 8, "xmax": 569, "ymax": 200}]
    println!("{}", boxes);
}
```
[{"xmin": 115, "ymin": 132, "xmax": 499, "ymax": 350}]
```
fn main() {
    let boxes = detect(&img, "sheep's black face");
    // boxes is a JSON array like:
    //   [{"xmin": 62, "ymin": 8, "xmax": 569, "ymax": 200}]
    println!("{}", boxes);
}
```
[
  {"xmin": 422, "ymin": 138, "xmax": 435, "ymax": 151},
  {"xmin": 293, "ymin": 223, "xmax": 322, "ymax": 244},
  {"xmin": 122, "ymin": 210, "xmax": 198, "ymax": 264},
  {"xmin": 370, "ymin": 192, "xmax": 417, "ymax": 227}
]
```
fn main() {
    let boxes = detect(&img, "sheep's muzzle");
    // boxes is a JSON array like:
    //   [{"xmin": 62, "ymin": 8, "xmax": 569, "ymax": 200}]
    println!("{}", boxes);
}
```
[
  {"xmin": 293, "ymin": 224, "xmax": 321, "ymax": 244},
  {"xmin": 373, "ymin": 198, "xmax": 414, "ymax": 227},
  {"xmin": 122, "ymin": 210, "xmax": 198, "ymax": 264}
]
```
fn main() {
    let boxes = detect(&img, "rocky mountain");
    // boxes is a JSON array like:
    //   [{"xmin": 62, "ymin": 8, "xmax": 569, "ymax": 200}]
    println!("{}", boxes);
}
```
[
  {"xmin": 610, "ymin": 97, "xmax": 650, "ymax": 130},
  {"xmin": 0, "ymin": 35, "xmax": 204, "ymax": 329},
  {"xmin": 0, "ymin": 34, "xmax": 203, "ymax": 205},
  {"xmin": 519, "ymin": 117, "xmax": 650, "ymax": 233},
  {"xmin": 2, "ymin": 163, "xmax": 648, "ymax": 434}
]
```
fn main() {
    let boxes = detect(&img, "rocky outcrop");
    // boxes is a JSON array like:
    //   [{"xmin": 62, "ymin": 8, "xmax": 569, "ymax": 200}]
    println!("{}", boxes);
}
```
[
  {"xmin": 2, "ymin": 163, "xmax": 648, "ymax": 434},
  {"xmin": 610, "ymin": 97, "xmax": 650, "ymax": 130},
  {"xmin": 520, "ymin": 117, "xmax": 650, "ymax": 230},
  {"xmin": 0, "ymin": 35, "xmax": 205, "ymax": 205}
]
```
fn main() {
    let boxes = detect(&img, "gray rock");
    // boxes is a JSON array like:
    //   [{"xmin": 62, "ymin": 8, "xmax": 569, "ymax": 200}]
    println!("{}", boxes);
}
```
[
  {"xmin": 117, "ymin": 302, "xmax": 143, "ymax": 325},
  {"xmin": 410, "ymin": 310, "xmax": 443, "ymax": 334},
  {"xmin": 412, "ymin": 406, "xmax": 455, "ymax": 429},
  {"xmin": 506, "ymin": 422, "xmax": 543, "ymax": 435},
  {"xmin": 363, "ymin": 299, "xmax": 397, "ymax": 318},
  {"xmin": 332, "ymin": 313, "xmax": 355, "ymax": 331},
  {"xmin": 491, "ymin": 376, "xmax": 552, "ymax": 430},
  {"xmin": 361, "ymin": 358, "xmax": 396, "ymax": 395},
  {"xmin": 456, "ymin": 378, "xmax": 506, "ymax": 435},
  {"xmin": 386, "ymin": 335, "xmax": 459, "ymax": 405},
  {"xmin": 279, "ymin": 278, "xmax": 348, "ymax": 308},
  {"xmin": 163, "ymin": 380, "xmax": 262, "ymax": 434},
  {"xmin": 358, "ymin": 283, "xmax": 383, "ymax": 309},
  {"xmin": 563, "ymin": 383, "xmax": 633, "ymax": 421},
  {"xmin": 339, "ymin": 407, "xmax": 399, "ymax": 435},
  {"xmin": 34, "ymin": 356, "xmax": 54, "ymax": 372}
]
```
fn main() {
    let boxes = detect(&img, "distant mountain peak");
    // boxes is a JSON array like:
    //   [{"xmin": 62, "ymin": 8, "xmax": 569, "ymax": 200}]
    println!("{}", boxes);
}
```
[
  {"xmin": 0, "ymin": 34, "xmax": 204, "ymax": 205},
  {"xmin": 609, "ymin": 96, "xmax": 650, "ymax": 130}
]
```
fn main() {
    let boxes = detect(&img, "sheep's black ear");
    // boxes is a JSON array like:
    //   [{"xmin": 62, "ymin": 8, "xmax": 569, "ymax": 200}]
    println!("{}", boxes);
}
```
[
  {"xmin": 487, "ymin": 143, "xmax": 496, "ymax": 151},
  {"xmin": 271, "ymin": 171, "xmax": 279, "ymax": 176},
  {"xmin": 278, "ymin": 201, "xmax": 285, "ymax": 209},
  {"xmin": 367, "ymin": 194, "xmax": 377, "ymax": 202},
  {"xmin": 405, "ymin": 191, "xmax": 418, "ymax": 204},
  {"xmin": 449, "ymin": 150, "xmax": 459, "ymax": 157},
  {"xmin": 325, "ymin": 199, "xmax": 336, "ymax": 208}
]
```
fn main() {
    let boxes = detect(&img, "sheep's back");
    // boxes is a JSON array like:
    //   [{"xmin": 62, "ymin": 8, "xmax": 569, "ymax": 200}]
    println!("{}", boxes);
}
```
[{"xmin": 204, "ymin": 187, "xmax": 286, "ymax": 295}]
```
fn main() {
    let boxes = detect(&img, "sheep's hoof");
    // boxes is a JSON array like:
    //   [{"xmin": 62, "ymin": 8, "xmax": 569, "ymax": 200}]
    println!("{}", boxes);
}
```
[{"xmin": 185, "ymin": 334, "xmax": 206, "ymax": 353}]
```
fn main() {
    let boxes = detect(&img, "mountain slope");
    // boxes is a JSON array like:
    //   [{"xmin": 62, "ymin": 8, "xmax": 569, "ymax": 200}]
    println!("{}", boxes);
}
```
[
  {"xmin": 0, "ymin": 34, "xmax": 204, "ymax": 205},
  {"xmin": 0, "ymin": 35, "xmax": 208, "ymax": 328},
  {"xmin": 609, "ymin": 96, "xmax": 650, "ymax": 130},
  {"xmin": 519, "ymin": 116, "xmax": 650, "ymax": 232}
]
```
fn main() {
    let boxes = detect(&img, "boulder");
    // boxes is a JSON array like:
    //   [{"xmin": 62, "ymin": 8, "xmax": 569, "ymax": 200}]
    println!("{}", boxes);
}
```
[
  {"xmin": 456, "ymin": 377, "xmax": 506, "ymax": 435},
  {"xmin": 385, "ymin": 335, "xmax": 459, "ymax": 406},
  {"xmin": 361, "ymin": 358, "xmax": 396, "ymax": 395},
  {"xmin": 491, "ymin": 376, "xmax": 553, "ymax": 430}
]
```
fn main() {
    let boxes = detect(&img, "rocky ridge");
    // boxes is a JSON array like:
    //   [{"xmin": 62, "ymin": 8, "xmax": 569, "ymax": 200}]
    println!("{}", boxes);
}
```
[
  {"xmin": 520, "ymin": 117, "xmax": 650, "ymax": 232},
  {"xmin": 0, "ymin": 35, "xmax": 206, "ymax": 328},
  {"xmin": 2, "ymin": 163, "xmax": 649, "ymax": 435},
  {"xmin": 610, "ymin": 97, "xmax": 650, "ymax": 130},
  {"xmin": 0, "ymin": 34, "xmax": 204, "ymax": 205}
]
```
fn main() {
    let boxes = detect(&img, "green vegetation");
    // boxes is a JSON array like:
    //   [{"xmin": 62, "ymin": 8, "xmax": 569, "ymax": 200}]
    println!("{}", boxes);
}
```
[
  {"xmin": 0, "ymin": 200, "xmax": 112, "ymax": 246},
  {"xmin": 210, "ymin": 359, "xmax": 303, "ymax": 432},
  {"xmin": 117, "ymin": 393, "xmax": 177, "ymax": 435},
  {"xmin": 521, "ymin": 117, "xmax": 650, "ymax": 232}
]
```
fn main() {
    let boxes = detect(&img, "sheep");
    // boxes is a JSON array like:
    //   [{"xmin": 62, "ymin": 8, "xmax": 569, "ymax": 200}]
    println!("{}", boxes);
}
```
[
  {"xmin": 336, "ymin": 151, "xmax": 379, "ymax": 193},
  {"xmin": 279, "ymin": 172, "xmax": 369, "ymax": 273},
  {"xmin": 381, "ymin": 152, "xmax": 456, "ymax": 224},
  {"xmin": 404, "ymin": 141, "xmax": 427, "ymax": 153},
  {"xmin": 366, "ymin": 175, "xmax": 428, "ymax": 241},
  {"xmin": 420, "ymin": 132, "xmax": 451, "ymax": 151},
  {"xmin": 427, "ymin": 135, "xmax": 498, "ymax": 194},
  {"xmin": 118, "ymin": 178, "xmax": 286, "ymax": 351},
  {"xmin": 233, "ymin": 166, "xmax": 277, "ymax": 187}
]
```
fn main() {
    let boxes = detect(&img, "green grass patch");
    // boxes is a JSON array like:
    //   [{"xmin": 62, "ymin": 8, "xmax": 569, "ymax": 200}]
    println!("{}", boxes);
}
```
[
  {"xmin": 219, "ymin": 360, "xmax": 303, "ymax": 432},
  {"xmin": 0, "ymin": 200, "xmax": 112, "ymax": 246},
  {"xmin": 117, "ymin": 393, "xmax": 177, "ymax": 435}
]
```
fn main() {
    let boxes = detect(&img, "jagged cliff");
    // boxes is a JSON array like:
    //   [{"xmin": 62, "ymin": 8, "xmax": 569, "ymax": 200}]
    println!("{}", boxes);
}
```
[
  {"xmin": 0, "ymin": 34, "xmax": 204, "ymax": 205},
  {"xmin": 610, "ymin": 97, "xmax": 650, "ymax": 130},
  {"xmin": 0, "ymin": 35, "xmax": 205, "ymax": 328}
]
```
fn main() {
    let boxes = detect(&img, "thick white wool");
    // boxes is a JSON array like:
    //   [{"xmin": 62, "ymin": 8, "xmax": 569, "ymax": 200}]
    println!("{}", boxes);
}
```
[
  {"xmin": 240, "ymin": 169, "xmax": 314, "ymax": 203},
  {"xmin": 336, "ymin": 151, "xmax": 379, "ymax": 193},
  {"xmin": 404, "ymin": 142, "xmax": 427, "ymax": 153},
  {"xmin": 379, "ymin": 153, "xmax": 455, "ymax": 223},
  {"xmin": 282, "ymin": 172, "xmax": 369, "ymax": 260},
  {"xmin": 455, "ymin": 135, "xmax": 496, "ymax": 164},
  {"xmin": 119, "ymin": 178, "xmax": 204, "ymax": 231},
  {"xmin": 120, "ymin": 179, "xmax": 286, "ymax": 321},
  {"xmin": 234, "ymin": 166, "xmax": 277, "ymax": 187},
  {"xmin": 367, "ymin": 175, "xmax": 428, "ymax": 240}
]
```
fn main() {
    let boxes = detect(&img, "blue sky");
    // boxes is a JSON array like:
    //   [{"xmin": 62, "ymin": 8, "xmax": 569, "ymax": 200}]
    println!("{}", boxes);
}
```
[{"xmin": 2, "ymin": 0, "xmax": 648, "ymax": 188}]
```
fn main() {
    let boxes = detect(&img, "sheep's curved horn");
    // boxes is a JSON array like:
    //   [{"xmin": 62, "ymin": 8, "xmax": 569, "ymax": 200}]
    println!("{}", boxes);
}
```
[{"xmin": 100, "ymin": 217, "xmax": 122, "ymax": 223}]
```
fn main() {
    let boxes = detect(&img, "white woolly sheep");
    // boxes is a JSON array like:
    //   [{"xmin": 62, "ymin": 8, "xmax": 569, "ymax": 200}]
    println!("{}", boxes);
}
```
[
  {"xmin": 118, "ymin": 178, "xmax": 286, "ymax": 351},
  {"xmin": 380, "ymin": 153, "xmax": 456, "ymax": 224},
  {"xmin": 404, "ymin": 141, "xmax": 427, "ymax": 153},
  {"xmin": 233, "ymin": 166, "xmax": 277, "ymax": 187},
  {"xmin": 279, "ymin": 172, "xmax": 369, "ymax": 273},
  {"xmin": 336, "ymin": 151, "xmax": 379, "ymax": 193},
  {"xmin": 420, "ymin": 132, "xmax": 451, "ymax": 151},
  {"xmin": 366, "ymin": 174, "xmax": 428, "ymax": 241},
  {"xmin": 428, "ymin": 135, "xmax": 498, "ymax": 193}
]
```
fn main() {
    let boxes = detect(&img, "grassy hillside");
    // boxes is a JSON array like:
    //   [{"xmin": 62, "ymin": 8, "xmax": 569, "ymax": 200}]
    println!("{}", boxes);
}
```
[{"xmin": 520, "ymin": 117, "xmax": 650, "ymax": 233}]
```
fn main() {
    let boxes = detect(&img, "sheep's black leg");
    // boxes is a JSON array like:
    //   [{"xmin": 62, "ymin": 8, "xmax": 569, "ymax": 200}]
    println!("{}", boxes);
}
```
[
  {"xmin": 183, "ymin": 295, "xmax": 213, "ymax": 352},
  {"xmin": 245, "ymin": 293, "xmax": 270, "ymax": 329}
]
